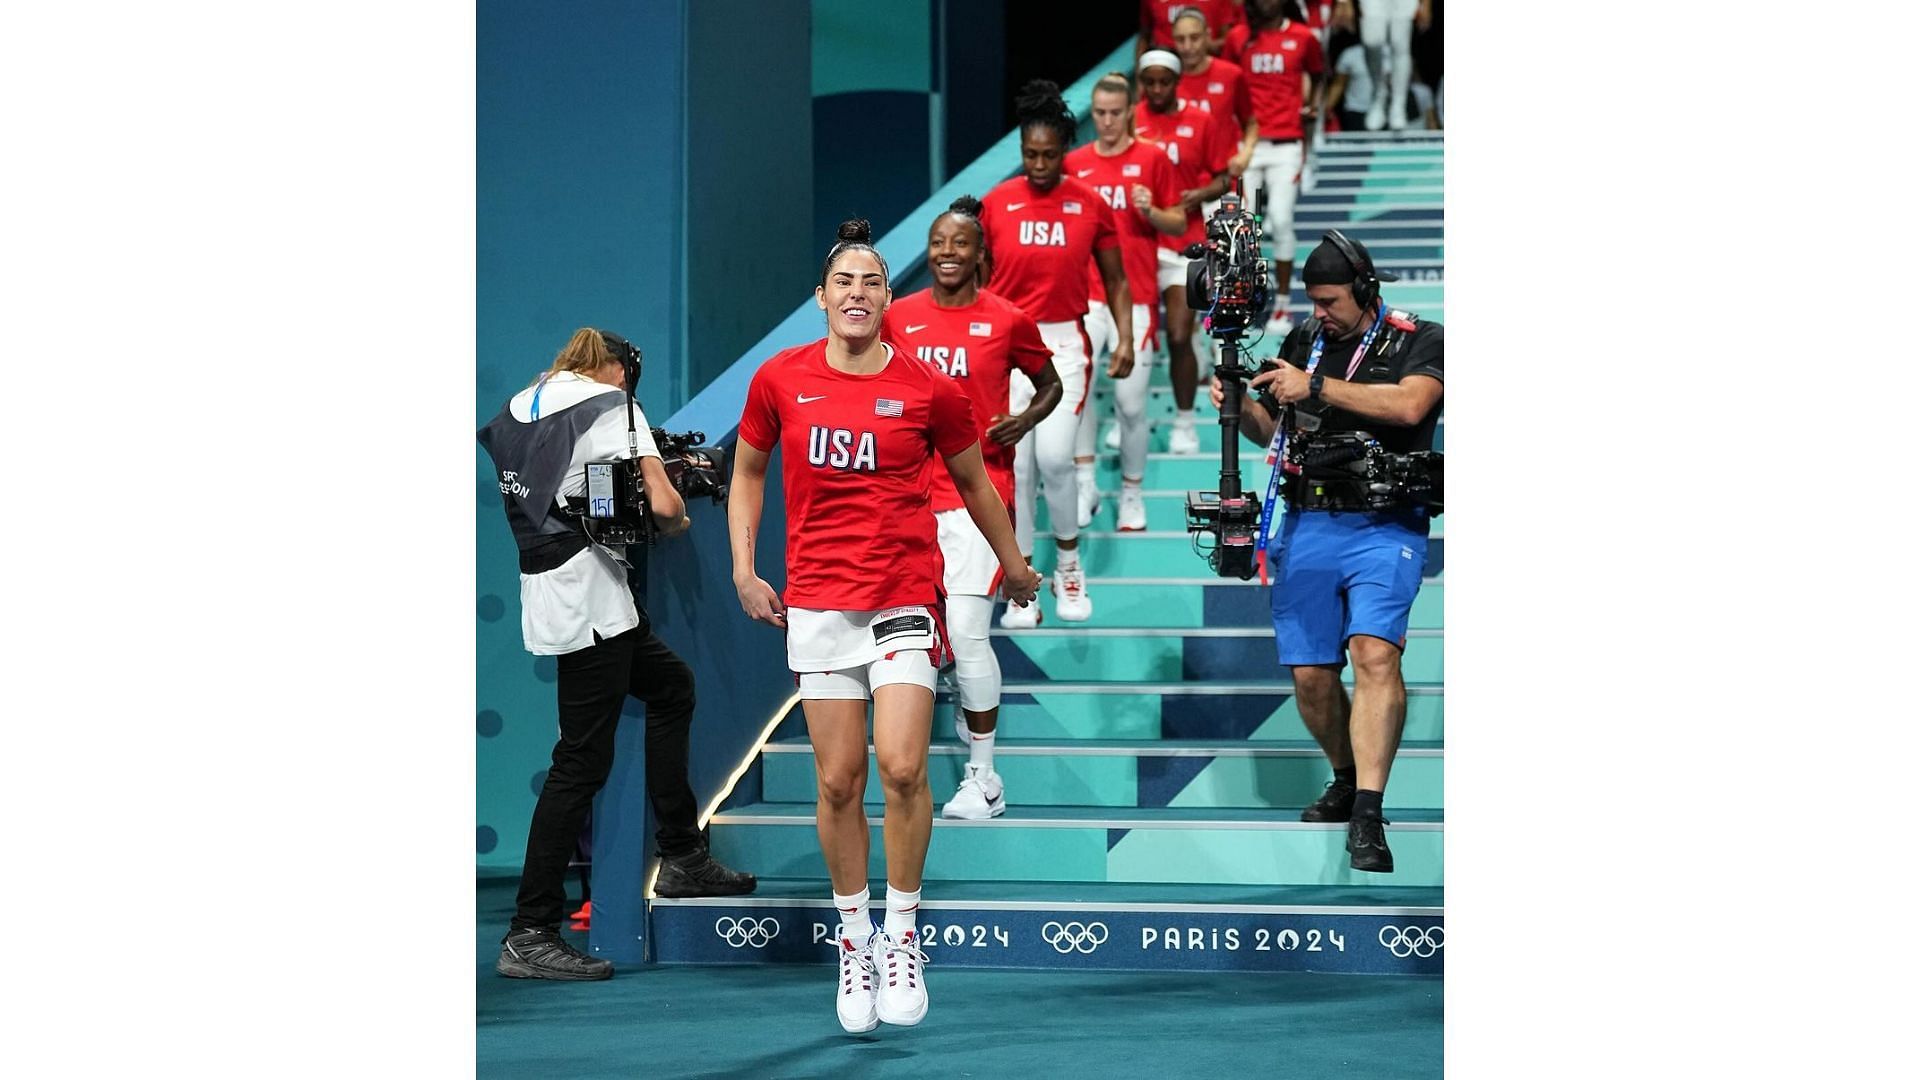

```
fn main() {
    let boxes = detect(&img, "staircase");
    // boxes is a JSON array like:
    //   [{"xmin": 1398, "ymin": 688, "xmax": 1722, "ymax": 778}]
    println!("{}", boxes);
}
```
[{"xmin": 651, "ymin": 130, "xmax": 1444, "ymax": 976}]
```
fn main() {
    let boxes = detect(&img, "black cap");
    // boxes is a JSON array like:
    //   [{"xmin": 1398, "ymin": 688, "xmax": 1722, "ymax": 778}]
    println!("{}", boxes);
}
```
[{"xmin": 1301, "ymin": 235, "xmax": 1399, "ymax": 287}]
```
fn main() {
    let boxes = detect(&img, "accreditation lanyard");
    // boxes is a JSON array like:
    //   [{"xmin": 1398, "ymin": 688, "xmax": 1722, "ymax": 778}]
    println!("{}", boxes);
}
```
[{"xmin": 1254, "ymin": 306, "xmax": 1389, "ymax": 580}]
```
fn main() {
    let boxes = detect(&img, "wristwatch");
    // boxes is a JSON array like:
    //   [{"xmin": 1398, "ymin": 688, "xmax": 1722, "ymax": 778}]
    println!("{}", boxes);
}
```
[{"xmin": 1309, "ymin": 373, "xmax": 1325, "ymax": 401}]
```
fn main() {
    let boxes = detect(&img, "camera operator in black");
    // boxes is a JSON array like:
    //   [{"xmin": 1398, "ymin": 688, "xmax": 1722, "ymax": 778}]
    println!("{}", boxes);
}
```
[
  {"xmin": 1211, "ymin": 231, "xmax": 1442, "ymax": 873},
  {"xmin": 478, "ymin": 328, "xmax": 755, "ymax": 981}
]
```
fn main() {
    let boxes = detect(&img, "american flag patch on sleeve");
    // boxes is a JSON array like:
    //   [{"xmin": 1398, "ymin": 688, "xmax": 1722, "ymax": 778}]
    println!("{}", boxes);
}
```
[{"xmin": 875, "ymin": 398, "xmax": 905, "ymax": 417}]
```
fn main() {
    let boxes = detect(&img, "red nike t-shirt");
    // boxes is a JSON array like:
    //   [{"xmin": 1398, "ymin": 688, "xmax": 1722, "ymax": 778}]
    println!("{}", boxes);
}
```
[
  {"xmin": 1232, "ymin": 21, "xmax": 1325, "ymax": 140},
  {"xmin": 882, "ymin": 288, "xmax": 1052, "ymax": 512},
  {"xmin": 978, "ymin": 175, "xmax": 1119, "ymax": 325},
  {"xmin": 1179, "ymin": 57, "xmax": 1253, "ymax": 134},
  {"xmin": 1140, "ymin": 0, "xmax": 1243, "ymax": 49},
  {"xmin": 1064, "ymin": 139, "xmax": 1179, "ymax": 309},
  {"xmin": 1134, "ymin": 99, "xmax": 1236, "ymax": 253},
  {"xmin": 737, "ymin": 339, "xmax": 978, "ymax": 610}
]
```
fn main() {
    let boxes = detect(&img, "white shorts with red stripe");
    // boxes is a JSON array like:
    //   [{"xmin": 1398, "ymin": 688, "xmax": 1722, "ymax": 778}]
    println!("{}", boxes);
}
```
[
  {"xmin": 936, "ymin": 506, "xmax": 1002, "ymax": 597},
  {"xmin": 788, "ymin": 605, "xmax": 946, "ymax": 700}
]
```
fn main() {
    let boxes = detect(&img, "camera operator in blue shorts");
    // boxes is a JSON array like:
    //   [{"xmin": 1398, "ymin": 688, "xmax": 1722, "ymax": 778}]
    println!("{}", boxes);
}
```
[{"xmin": 1211, "ymin": 231, "xmax": 1442, "ymax": 873}]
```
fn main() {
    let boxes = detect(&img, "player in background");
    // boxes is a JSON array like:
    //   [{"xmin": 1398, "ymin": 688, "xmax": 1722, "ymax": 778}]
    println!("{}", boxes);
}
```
[
  {"xmin": 1137, "ymin": 0, "xmax": 1244, "ymax": 59},
  {"xmin": 978, "ymin": 80, "xmax": 1133, "ymax": 626},
  {"xmin": 881, "ymin": 196, "xmax": 1062, "ymax": 819},
  {"xmin": 1065, "ymin": 72, "xmax": 1187, "ymax": 533},
  {"xmin": 1225, "ymin": 0, "xmax": 1325, "ymax": 336}
]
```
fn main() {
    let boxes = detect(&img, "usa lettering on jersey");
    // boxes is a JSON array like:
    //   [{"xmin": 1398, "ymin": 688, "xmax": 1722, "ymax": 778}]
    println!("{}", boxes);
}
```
[
  {"xmin": 1019, "ymin": 220, "xmax": 1068, "ymax": 246},
  {"xmin": 807, "ymin": 425, "xmax": 878, "ymax": 472},
  {"xmin": 916, "ymin": 345, "xmax": 971, "ymax": 378},
  {"xmin": 1250, "ymin": 53, "xmax": 1287, "ymax": 73},
  {"xmin": 1096, "ymin": 184, "xmax": 1128, "ymax": 211}
]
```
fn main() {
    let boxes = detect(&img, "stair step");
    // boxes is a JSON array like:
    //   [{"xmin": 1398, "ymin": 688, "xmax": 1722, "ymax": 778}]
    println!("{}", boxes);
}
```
[
  {"xmin": 1038, "ymin": 488, "xmax": 1445, "ymax": 537},
  {"xmin": 650, "ymin": 878, "xmax": 1443, "ymax": 974},
  {"xmin": 758, "ymin": 738, "xmax": 1443, "ymax": 810},
  {"xmin": 706, "ymin": 802, "xmax": 1443, "ymax": 888},
  {"xmin": 917, "ymin": 682, "xmax": 1446, "ymax": 743},
  {"xmin": 987, "ymin": 576, "xmax": 1442, "ymax": 628}
]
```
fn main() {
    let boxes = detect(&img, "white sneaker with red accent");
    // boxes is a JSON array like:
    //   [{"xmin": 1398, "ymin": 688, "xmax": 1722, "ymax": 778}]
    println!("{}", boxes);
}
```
[
  {"xmin": 1052, "ymin": 561, "xmax": 1093, "ymax": 622},
  {"xmin": 873, "ymin": 929, "xmax": 930, "ymax": 1026},
  {"xmin": 1116, "ymin": 487, "xmax": 1147, "ymax": 532},
  {"xmin": 835, "ymin": 930, "xmax": 879, "ymax": 1033},
  {"xmin": 998, "ymin": 593, "xmax": 1042, "ymax": 630}
]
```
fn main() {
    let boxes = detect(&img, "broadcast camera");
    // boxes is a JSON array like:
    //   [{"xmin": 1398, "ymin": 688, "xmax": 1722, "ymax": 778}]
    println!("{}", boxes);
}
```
[
  {"xmin": 567, "ymin": 430, "xmax": 729, "ymax": 548},
  {"xmin": 1286, "ymin": 431, "xmax": 1443, "ymax": 514},
  {"xmin": 1182, "ymin": 190, "xmax": 1272, "ymax": 579}
]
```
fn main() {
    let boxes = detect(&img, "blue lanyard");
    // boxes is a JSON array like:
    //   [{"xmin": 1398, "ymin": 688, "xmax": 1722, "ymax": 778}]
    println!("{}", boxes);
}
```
[
  {"xmin": 1255, "ymin": 305, "xmax": 1389, "ymax": 564},
  {"xmin": 529, "ymin": 372, "xmax": 553, "ymax": 419}
]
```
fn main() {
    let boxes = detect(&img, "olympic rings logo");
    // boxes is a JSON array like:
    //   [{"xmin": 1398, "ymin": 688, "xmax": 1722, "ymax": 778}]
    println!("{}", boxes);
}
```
[
  {"xmin": 1377, "ymin": 925, "xmax": 1444, "ymax": 958},
  {"xmin": 714, "ymin": 916, "xmax": 781, "ymax": 948},
  {"xmin": 1040, "ymin": 920, "xmax": 1109, "ymax": 955}
]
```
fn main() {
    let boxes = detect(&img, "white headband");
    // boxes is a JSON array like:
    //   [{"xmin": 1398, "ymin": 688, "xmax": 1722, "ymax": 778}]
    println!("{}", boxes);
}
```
[{"xmin": 1137, "ymin": 49, "xmax": 1181, "ymax": 75}]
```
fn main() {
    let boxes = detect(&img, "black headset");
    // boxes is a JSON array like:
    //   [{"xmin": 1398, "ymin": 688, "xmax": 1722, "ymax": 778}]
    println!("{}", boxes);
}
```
[
  {"xmin": 1323, "ymin": 229, "xmax": 1392, "ymax": 311},
  {"xmin": 598, "ymin": 330, "xmax": 642, "ymax": 397}
]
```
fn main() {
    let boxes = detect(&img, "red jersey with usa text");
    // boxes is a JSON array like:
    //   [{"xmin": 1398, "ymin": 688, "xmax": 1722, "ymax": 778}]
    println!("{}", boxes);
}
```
[
  {"xmin": 1065, "ymin": 140, "xmax": 1178, "ymax": 309},
  {"xmin": 1179, "ymin": 57, "xmax": 1253, "ymax": 135},
  {"xmin": 882, "ymin": 288, "xmax": 1052, "ymax": 513},
  {"xmin": 737, "ymin": 339, "xmax": 977, "ymax": 610},
  {"xmin": 1134, "ymin": 99, "xmax": 1235, "ymax": 253},
  {"xmin": 1232, "ymin": 21, "xmax": 1325, "ymax": 140},
  {"xmin": 1140, "ymin": 0, "xmax": 1243, "ymax": 49},
  {"xmin": 978, "ymin": 175, "xmax": 1119, "ymax": 325}
]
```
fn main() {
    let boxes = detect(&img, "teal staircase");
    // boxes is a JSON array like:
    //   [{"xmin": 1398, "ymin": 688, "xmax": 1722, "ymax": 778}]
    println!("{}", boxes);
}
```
[{"xmin": 651, "ymin": 130, "xmax": 1444, "ymax": 975}]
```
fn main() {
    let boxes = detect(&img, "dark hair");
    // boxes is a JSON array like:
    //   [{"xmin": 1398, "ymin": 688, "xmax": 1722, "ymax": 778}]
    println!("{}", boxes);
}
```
[
  {"xmin": 1014, "ymin": 79, "xmax": 1077, "ymax": 147},
  {"xmin": 939, "ymin": 194, "xmax": 985, "ymax": 241},
  {"xmin": 820, "ymin": 217, "xmax": 889, "ymax": 286},
  {"xmin": 1248, "ymin": 0, "xmax": 1305, "ymax": 32}
]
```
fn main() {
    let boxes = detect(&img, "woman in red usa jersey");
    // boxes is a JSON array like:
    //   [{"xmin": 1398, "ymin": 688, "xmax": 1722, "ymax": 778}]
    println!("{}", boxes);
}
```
[
  {"xmin": 1065, "ymin": 72, "xmax": 1187, "ymax": 534},
  {"xmin": 729, "ymin": 219, "xmax": 1042, "ymax": 1035},
  {"xmin": 1136, "ymin": 51, "xmax": 1239, "ymax": 457},
  {"xmin": 882, "ymin": 196, "xmax": 1062, "ymax": 823},
  {"xmin": 1229, "ymin": 0, "xmax": 1326, "ymax": 335},
  {"xmin": 978, "ymin": 80, "xmax": 1131, "ymax": 625}
]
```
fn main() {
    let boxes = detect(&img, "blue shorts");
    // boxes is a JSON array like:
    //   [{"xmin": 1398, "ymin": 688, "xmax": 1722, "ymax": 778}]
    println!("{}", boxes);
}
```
[{"xmin": 1269, "ymin": 507, "xmax": 1430, "ymax": 668}]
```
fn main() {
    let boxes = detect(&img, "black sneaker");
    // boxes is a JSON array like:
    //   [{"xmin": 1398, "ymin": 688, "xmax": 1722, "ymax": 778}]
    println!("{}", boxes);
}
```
[
  {"xmin": 654, "ymin": 849, "xmax": 757, "ymax": 898},
  {"xmin": 497, "ymin": 927, "xmax": 613, "ymax": 980},
  {"xmin": 1347, "ymin": 814, "xmax": 1395, "ymax": 873},
  {"xmin": 1300, "ymin": 777, "xmax": 1357, "ymax": 822}
]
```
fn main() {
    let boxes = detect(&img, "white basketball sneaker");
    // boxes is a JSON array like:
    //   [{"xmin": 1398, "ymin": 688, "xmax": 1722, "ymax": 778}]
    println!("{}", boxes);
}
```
[
  {"xmin": 1168, "ymin": 422, "xmax": 1201, "ymax": 456},
  {"xmin": 1076, "ymin": 474, "xmax": 1101, "ymax": 528},
  {"xmin": 942, "ymin": 763, "xmax": 1007, "ymax": 820},
  {"xmin": 999, "ymin": 593, "xmax": 1042, "ymax": 630},
  {"xmin": 835, "ymin": 930, "xmax": 879, "ymax": 1034},
  {"xmin": 1116, "ymin": 487, "xmax": 1147, "ymax": 532},
  {"xmin": 873, "ymin": 929, "xmax": 930, "ymax": 1027},
  {"xmin": 1053, "ymin": 561, "xmax": 1093, "ymax": 622}
]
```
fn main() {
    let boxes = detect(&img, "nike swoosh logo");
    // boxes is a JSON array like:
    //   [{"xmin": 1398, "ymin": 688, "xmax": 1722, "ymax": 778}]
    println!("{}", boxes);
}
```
[
  {"xmin": 1075, "ymin": 168, "xmax": 1095, "ymax": 177},
  {"xmin": 904, "ymin": 324, "xmax": 928, "ymax": 333},
  {"xmin": 796, "ymin": 394, "xmax": 826, "ymax": 404},
  {"xmin": 1005, "ymin": 202, "xmax": 1025, "ymax": 211}
]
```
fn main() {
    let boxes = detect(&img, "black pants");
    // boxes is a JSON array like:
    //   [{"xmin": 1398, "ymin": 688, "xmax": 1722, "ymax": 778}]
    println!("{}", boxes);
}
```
[{"xmin": 511, "ymin": 614, "xmax": 704, "ymax": 931}]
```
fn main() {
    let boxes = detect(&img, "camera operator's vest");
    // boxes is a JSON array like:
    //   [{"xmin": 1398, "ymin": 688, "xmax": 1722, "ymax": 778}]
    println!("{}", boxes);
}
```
[{"xmin": 477, "ymin": 392, "xmax": 627, "ymax": 573}]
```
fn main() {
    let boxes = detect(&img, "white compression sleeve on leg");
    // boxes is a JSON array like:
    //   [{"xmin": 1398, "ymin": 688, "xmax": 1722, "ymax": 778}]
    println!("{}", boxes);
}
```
[
  {"xmin": 1009, "ymin": 369, "xmax": 1037, "ymax": 555},
  {"xmin": 1114, "ymin": 305, "xmax": 1154, "ymax": 480},
  {"xmin": 946, "ymin": 593, "xmax": 1000, "ymax": 714}
]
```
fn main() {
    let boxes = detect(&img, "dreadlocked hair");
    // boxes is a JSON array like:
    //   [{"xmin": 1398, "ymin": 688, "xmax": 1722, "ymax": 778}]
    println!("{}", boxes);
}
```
[
  {"xmin": 1014, "ymin": 79, "xmax": 1077, "ymax": 147},
  {"xmin": 820, "ymin": 217, "xmax": 889, "ymax": 286}
]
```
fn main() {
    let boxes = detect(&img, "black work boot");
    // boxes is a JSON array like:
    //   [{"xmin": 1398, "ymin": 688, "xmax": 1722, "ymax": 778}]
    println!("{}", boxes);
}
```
[
  {"xmin": 1300, "ymin": 776, "xmax": 1357, "ymax": 822},
  {"xmin": 496, "ymin": 926, "xmax": 614, "ymax": 980},
  {"xmin": 1346, "ymin": 814, "xmax": 1395, "ymax": 873},
  {"xmin": 654, "ymin": 848, "xmax": 757, "ymax": 898}
]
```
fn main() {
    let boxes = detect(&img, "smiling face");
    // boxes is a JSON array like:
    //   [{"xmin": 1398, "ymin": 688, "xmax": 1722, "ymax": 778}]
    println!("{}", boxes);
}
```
[
  {"xmin": 1021, "ymin": 125, "xmax": 1065, "ymax": 191},
  {"xmin": 815, "ymin": 248, "xmax": 890, "ymax": 342},
  {"xmin": 926, "ymin": 213, "xmax": 983, "ymax": 293}
]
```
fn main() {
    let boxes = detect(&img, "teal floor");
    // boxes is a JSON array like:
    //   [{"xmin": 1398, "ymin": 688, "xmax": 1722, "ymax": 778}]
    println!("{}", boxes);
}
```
[{"xmin": 478, "ymin": 877, "xmax": 1442, "ymax": 1079}]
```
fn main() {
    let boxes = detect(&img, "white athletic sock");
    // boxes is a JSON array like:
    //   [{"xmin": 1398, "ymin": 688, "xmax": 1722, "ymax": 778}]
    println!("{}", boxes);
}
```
[
  {"xmin": 884, "ymin": 885, "xmax": 921, "ymax": 941},
  {"xmin": 1175, "ymin": 407, "xmax": 1196, "ymax": 430},
  {"xmin": 1075, "ymin": 461, "xmax": 1095, "ymax": 483},
  {"xmin": 834, "ymin": 886, "xmax": 872, "ymax": 943},
  {"xmin": 1122, "ymin": 478, "xmax": 1143, "ymax": 494},
  {"xmin": 1055, "ymin": 545, "xmax": 1081, "ymax": 571},
  {"xmin": 968, "ymin": 728, "xmax": 996, "ymax": 769}
]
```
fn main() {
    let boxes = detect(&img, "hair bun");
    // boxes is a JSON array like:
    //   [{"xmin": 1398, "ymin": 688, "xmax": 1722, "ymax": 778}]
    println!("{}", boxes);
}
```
[
  {"xmin": 948, "ymin": 194, "xmax": 983, "ymax": 218},
  {"xmin": 836, "ymin": 218, "xmax": 874, "ymax": 244}
]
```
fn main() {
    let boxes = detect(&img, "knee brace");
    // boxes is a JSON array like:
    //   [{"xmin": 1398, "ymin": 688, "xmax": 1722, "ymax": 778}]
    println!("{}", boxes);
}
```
[{"xmin": 945, "ymin": 594, "xmax": 1001, "ymax": 713}]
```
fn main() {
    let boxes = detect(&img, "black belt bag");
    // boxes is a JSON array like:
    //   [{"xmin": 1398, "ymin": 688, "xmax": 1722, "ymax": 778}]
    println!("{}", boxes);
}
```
[{"xmin": 518, "ymin": 532, "xmax": 592, "ymax": 575}]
